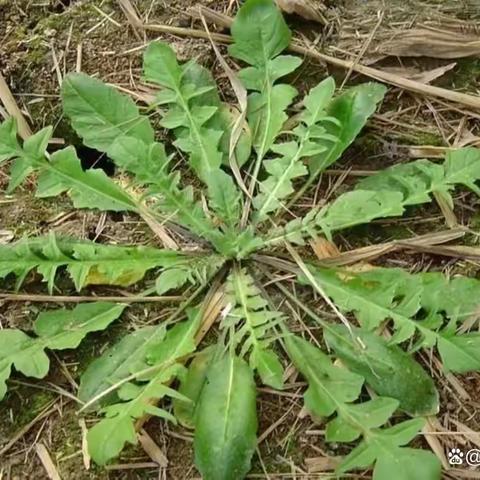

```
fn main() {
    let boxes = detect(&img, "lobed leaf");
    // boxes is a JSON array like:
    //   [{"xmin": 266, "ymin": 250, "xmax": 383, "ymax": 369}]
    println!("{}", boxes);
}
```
[
  {"xmin": 339, "ymin": 419, "xmax": 441, "ymax": 480},
  {"xmin": 143, "ymin": 42, "xmax": 242, "ymax": 228},
  {"xmin": 223, "ymin": 267, "xmax": 285, "ymax": 388},
  {"xmin": 253, "ymin": 78, "xmax": 336, "ymax": 220},
  {"xmin": 265, "ymin": 147, "xmax": 480, "ymax": 247},
  {"xmin": 304, "ymin": 266, "xmax": 480, "ymax": 372},
  {"xmin": 0, "ymin": 303, "xmax": 125, "ymax": 400},
  {"xmin": 284, "ymin": 334, "xmax": 363, "ymax": 417},
  {"xmin": 87, "ymin": 311, "xmax": 200, "ymax": 465},
  {"xmin": 1, "ymin": 120, "xmax": 139, "ymax": 213},
  {"xmin": 0, "ymin": 234, "xmax": 186, "ymax": 293},
  {"xmin": 283, "ymin": 332, "xmax": 439, "ymax": 479},
  {"xmin": 308, "ymin": 83, "xmax": 386, "ymax": 176},
  {"xmin": 230, "ymin": 0, "xmax": 301, "ymax": 166}
]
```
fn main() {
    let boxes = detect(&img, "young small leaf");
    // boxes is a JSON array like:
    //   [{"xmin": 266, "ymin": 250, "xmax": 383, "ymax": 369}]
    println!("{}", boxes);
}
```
[
  {"xmin": 194, "ymin": 355, "xmax": 257, "ymax": 480},
  {"xmin": 156, "ymin": 268, "xmax": 191, "ymax": 295},
  {"xmin": 173, "ymin": 346, "xmax": 215, "ymax": 428},
  {"xmin": 0, "ymin": 118, "xmax": 20, "ymax": 162}
]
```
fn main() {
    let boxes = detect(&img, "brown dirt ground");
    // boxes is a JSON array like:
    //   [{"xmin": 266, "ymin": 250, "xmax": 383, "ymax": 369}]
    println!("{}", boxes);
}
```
[{"xmin": 2, "ymin": 0, "xmax": 480, "ymax": 479}]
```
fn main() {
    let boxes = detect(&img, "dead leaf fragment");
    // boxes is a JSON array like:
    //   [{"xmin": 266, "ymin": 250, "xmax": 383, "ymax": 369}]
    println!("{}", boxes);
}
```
[
  {"xmin": 309, "ymin": 237, "xmax": 340, "ymax": 260},
  {"xmin": 305, "ymin": 455, "xmax": 341, "ymax": 473},
  {"xmin": 380, "ymin": 28, "xmax": 480, "ymax": 59},
  {"xmin": 275, "ymin": 0, "xmax": 327, "ymax": 24},
  {"xmin": 0, "ymin": 230, "xmax": 14, "ymax": 244}
]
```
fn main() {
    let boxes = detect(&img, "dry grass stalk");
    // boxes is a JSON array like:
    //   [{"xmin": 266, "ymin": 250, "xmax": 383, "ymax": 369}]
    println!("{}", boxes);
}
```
[
  {"xmin": 379, "ymin": 27, "xmax": 480, "ymax": 59},
  {"xmin": 275, "ymin": 0, "xmax": 327, "ymax": 24},
  {"xmin": 117, "ymin": 0, "xmax": 143, "ymax": 40},
  {"xmin": 304, "ymin": 455, "xmax": 341, "ymax": 473},
  {"xmin": 318, "ymin": 229, "xmax": 466, "ymax": 267},
  {"xmin": 433, "ymin": 191, "xmax": 458, "ymax": 228},
  {"xmin": 35, "ymin": 443, "xmax": 62, "ymax": 480},
  {"xmin": 0, "ymin": 293, "xmax": 181, "ymax": 303},
  {"xmin": 0, "ymin": 72, "xmax": 32, "ymax": 139},
  {"xmin": 186, "ymin": 7, "xmax": 480, "ymax": 111}
]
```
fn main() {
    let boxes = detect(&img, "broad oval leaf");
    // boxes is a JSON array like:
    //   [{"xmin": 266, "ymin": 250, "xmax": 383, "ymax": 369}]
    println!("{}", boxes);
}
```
[
  {"xmin": 62, "ymin": 72, "xmax": 154, "ymax": 152},
  {"xmin": 324, "ymin": 325, "xmax": 439, "ymax": 416},
  {"xmin": 229, "ymin": 0, "xmax": 291, "ymax": 67},
  {"xmin": 194, "ymin": 355, "xmax": 257, "ymax": 480}
]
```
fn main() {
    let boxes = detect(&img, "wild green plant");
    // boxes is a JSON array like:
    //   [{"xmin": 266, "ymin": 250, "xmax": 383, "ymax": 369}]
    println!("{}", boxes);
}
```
[{"xmin": 1, "ymin": 0, "xmax": 480, "ymax": 478}]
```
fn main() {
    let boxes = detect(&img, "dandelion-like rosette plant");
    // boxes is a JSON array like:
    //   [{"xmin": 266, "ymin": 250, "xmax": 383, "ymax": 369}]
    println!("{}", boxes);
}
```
[{"xmin": 2, "ymin": 1, "xmax": 480, "ymax": 479}]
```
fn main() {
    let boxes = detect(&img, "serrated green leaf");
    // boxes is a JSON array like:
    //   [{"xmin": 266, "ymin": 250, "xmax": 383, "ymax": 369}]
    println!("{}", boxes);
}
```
[
  {"xmin": 309, "ymin": 82, "xmax": 386, "ymax": 176},
  {"xmin": 37, "ymin": 147, "xmax": 136, "ymax": 211},
  {"xmin": 339, "ymin": 419, "xmax": 441, "ymax": 480},
  {"xmin": 143, "ymin": 41, "xmax": 241, "ymax": 228},
  {"xmin": 304, "ymin": 265, "xmax": 480, "ymax": 374},
  {"xmin": 316, "ymin": 190, "xmax": 405, "ymax": 239},
  {"xmin": 444, "ymin": 147, "xmax": 480, "ymax": 195},
  {"xmin": 0, "ymin": 118, "xmax": 20, "ymax": 162},
  {"xmin": 194, "ymin": 355, "xmax": 257, "ymax": 480},
  {"xmin": 253, "ymin": 78, "xmax": 336, "ymax": 220},
  {"xmin": 437, "ymin": 332, "xmax": 480, "ymax": 373},
  {"xmin": 8, "ymin": 126, "xmax": 53, "ymax": 192},
  {"xmin": 326, "ymin": 397, "xmax": 399, "ymax": 442},
  {"xmin": 78, "ymin": 325, "xmax": 167, "ymax": 406},
  {"xmin": 247, "ymin": 83, "xmax": 298, "ymax": 157},
  {"xmin": 88, "ymin": 312, "xmax": 200, "ymax": 465},
  {"xmin": 356, "ymin": 148, "xmax": 480, "ymax": 207},
  {"xmin": 230, "ymin": 0, "xmax": 301, "ymax": 199},
  {"xmin": 284, "ymin": 334, "xmax": 363, "ymax": 417},
  {"xmin": 155, "ymin": 268, "xmax": 191, "ymax": 295},
  {"xmin": 0, "ymin": 303, "xmax": 125, "ymax": 400},
  {"xmin": 173, "ymin": 346, "xmax": 215, "ymax": 428},
  {"xmin": 106, "ymin": 136, "xmax": 168, "ymax": 183},
  {"xmin": 0, "ymin": 234, "xmax": 186, "ymax": 292},
  {"xmin": 324, "ymin": 326, "xmax": 439, "ymax": 416},
  {"xmin": 0, "ymin": 330, "xmax": 48, "ymax": 400},
  {"xmin": 266, "ymin": 147, "xmax": 480, "ymax": 248},
  {"xmin": 62, "ymin": 72, "xmax": 154, "ymax": 152},
  {"xmin": 223, "ymin": 267, "xmax": 285, "ymax": 387},
  {"xmin": 372, "ymin": 447, "xmax": 441, "ymax": 480},
  {"xmin": 264, "ymin": 189, "xmax": 404, "ymax": 247},
  {"xmin": 0, "ymin": 120, "xmax": 142, "ymax": 214}
]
